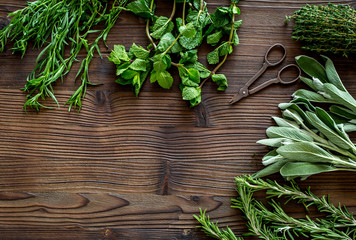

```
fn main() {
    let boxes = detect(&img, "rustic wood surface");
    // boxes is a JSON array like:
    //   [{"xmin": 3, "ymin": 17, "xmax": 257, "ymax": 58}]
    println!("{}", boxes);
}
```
[{"xmin": 0, "ymin": 0, "xmax": 356, "ymax": 239}]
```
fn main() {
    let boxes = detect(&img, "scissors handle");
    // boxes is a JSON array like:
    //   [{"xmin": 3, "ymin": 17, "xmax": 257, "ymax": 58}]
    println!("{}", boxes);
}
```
[
  {"xmin": 249, "ymin": 64, "xmax": 301, "ymax": 95},
  {"xmin": 265, "ymin": 43, "xmax": 287, "ymax": 66}
]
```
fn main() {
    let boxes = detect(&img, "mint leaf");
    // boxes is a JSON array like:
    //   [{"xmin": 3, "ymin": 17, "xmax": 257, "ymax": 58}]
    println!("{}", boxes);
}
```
[
  {"xmin": 187, "ymin": 68, "xmax": 200, "ymax": 83},
  {"xmin": 157, "ymin": 32, "xmax": 182, "ymax": 53},
  {"xmin": 179, "ymin": 30, "xmax": 203, "ymax": 49},
  {"xmin": 179, "ymin": 22, "xmax": 196, "ymax": 38},
  {"xmin": 126, "ymin": 0, "xmax": 153, "ymax": 18},
  {"xmin": 207, "ymin": 48, "xmax": 219, "ymax": 64},
  {"xmin": 179, "ymin": 50, "xmax": 198, "ymax": 64},
  {"xmin": 211, "ymin": 74, "xmax": 228, "ymax": 91},
  {"xmin": 185, "ymin": 62, "xmax": 211, "ymax": 78},
  {"xmin": 211, "ymin": 7, "xmax": 231, "ymax": 27},
  {"xmin": 151, "ymin": 16, "xmax": 174, "ymax": 39},
  {"xmin": 179, "ymin": 67, "xmax": 199, "ymax": 87},
  {"xmin": 207, "ymin": 30, "xmax": 223, "ymax": 45},
  {"xmin": 116, "ymin": 62, "xmax": 131, "ymax": 75},
  {"xmin": 121, "ymin": 69, "xmax": 137, "ymax": 80},
  {"xmin": 150, "ymin": 70, "xmax": 174, "ymax": 89},
  {"xmin": 108, "ymin": 45, "xmax": 130, "ymax": 64},
  {"xmin": 233, "ymin": 20, "xmax": 242, "ymax": 30},
  {"xmin": 182, "ymin": 86, "xmax": 201, "ymax": 100},
  {"xmin": 129, "ymin": 59, "xmax": 147, "ymax": 71},
  {"xmin": 129, "ymin": 43, "xmax": 150, "ymax": 60},
  {"xmin": 232, "ymin": 30, "xmax": 239, "ymax": 46},
  {"xmin": 153, "ymin": 54, "xmax": 171, "ymax": 72}
]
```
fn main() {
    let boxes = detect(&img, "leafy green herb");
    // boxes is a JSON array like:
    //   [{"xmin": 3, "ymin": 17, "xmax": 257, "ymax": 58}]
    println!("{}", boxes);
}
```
[
  {"xmin": 287, "ymin": 3, "xmax": 356, "ymax": 57},
  {"xmin": 195, "ymin": 175, "xmax": 356, "ymax": 240},
  {"xmin": 109, "ymin": 0, "xmax": 242, "ymax": 107},
  {"xmin": 255, "ymin": 55, "xmax": 356, "ymax": 180},
  {"xmin": 0, "ymin": 0, "xmax": 128, "ymax": 111}
]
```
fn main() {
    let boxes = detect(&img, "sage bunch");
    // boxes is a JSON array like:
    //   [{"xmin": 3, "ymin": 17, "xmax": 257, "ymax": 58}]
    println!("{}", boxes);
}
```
[
  {"xmin": 0, "ymin": 0, "xmax": 128, "ymax": 111},
  {"xmin": 255, "ymin": 55, "xmax": 356, "ymax": 180}
]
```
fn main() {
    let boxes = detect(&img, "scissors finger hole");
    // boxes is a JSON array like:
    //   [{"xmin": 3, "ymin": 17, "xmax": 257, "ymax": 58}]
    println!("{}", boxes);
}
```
[
  {"xmin": 278, "ymin": 64, "xmax": 301, "ymax": 84},
  {"xmin": 265, "ymin": 43, "xmax": 286, "ymax": 66}
]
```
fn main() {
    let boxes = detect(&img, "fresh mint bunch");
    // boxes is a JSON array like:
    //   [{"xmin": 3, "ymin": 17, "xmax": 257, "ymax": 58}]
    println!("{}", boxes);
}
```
[
  {"xmin": 109, "ymin": 0, "xmax": 241, "ymax": 107},
  {"xmin": 255, "ymin": 55, "xmax": 356, "ymax": 180}
]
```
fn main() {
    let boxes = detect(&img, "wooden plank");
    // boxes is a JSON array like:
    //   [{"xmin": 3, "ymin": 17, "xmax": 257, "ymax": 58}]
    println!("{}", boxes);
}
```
[{"xmin": 0, "ymin": 0, "xmax": 355, "ymax": 239}]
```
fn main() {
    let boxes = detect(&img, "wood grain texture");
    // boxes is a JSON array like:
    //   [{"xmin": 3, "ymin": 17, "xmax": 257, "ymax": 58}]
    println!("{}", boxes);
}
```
[{"xmin": 0, "ymin": 0, "xmax": 356, "ymax": 239}]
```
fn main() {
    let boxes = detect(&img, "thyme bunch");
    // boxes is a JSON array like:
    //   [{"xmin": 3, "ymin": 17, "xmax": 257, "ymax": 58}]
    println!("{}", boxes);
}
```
[
  {"xmin": 287, "ymin": 3, "xmax": 356, "ymax": 57},
  {"xmin": 0, "ymin": 0, "xmax": 128, "ymax": 111}
]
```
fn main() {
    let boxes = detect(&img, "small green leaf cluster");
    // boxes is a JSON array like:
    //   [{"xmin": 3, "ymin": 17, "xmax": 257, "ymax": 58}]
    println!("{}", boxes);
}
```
[
  {"xmin": 288, "ymin": 3, "xmax": 356, "ymax": 57},
  {"xmin": 195, "ymin": 175, "xmax": 356, "ymax": 240},
  {"xmin": 109, "ymin": 0, "xmax": 241, "ymax": 107},
  {"xmin": 0, "ymin": 0, "xmax": 128, "ymax": 111},
  {"xmin": 255, "ymin": 55, "xmax": 356, "ymax": 180}
]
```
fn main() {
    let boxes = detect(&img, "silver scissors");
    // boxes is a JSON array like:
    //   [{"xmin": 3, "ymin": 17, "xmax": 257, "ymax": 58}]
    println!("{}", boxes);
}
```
[{"xmin": 230, "ymin": 43, "xmax": 301, "ymax": 104}]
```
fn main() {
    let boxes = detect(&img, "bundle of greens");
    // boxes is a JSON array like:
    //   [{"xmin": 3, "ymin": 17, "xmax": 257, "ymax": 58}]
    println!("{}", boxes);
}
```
[
  {"xmin": 254, "ymin": 55, "xmax": 356, "ymax": 180},
  {"xmin": 287, "ymin": 3, "xmax": 356, "ymax": 57},
  {"xmin": 108, "ymin": 0, "xmax": 241, "ymax": 107},
  {"xmin": 0, "ymin": 0, "xmax": 128, "ymax": 111},
  {"xmin": 195, "ymin": 175, "xmax": 356, "ymax": 240}
]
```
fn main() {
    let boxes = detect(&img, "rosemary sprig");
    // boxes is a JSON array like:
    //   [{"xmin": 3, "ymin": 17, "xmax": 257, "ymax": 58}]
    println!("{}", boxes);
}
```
[
  {"xmin": 0, "ymin": 0, "xmax": 128, "ymax": 111},
  {"xmin": 195, "ymin": 175, "xmax": 356, "ymax": 240}
]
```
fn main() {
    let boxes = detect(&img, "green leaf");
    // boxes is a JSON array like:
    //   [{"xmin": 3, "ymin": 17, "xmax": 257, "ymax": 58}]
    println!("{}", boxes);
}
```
[
  {"xmin": 129, "ymin": 59, "xmax": 147, "ymax": 71},
  {"xmin": 121, "ymin": 69, "xmax": 137, "ymax": 80},
  {"xmin": 187, "ymin": 68, "xmax": 200, "ymax": 83},
  {"xmin": 179, "ymin": 50, "xmax": 198, "ymax": 64},
  {"xmin": 262, "ymin": 154, "xmax": 285, "ymax": 166},
  {"xmin": 185, "ymin": 62, "xmax": 211, "ymax": 78},
  {"xmin": 322, "ymin": 55, "xmax": 346, "ymax": 91},
  {"xmin": 179, "ymin": 67, "xmax": 199, "ymax": 87},
  {"xmin": 179, "ymin": 22, "xmax": 197, "ymax": 38},
  {"xmin": 207, "ymin": 48, "xmax": 219, "ymax": 65},
  {"xmin": 211, "ymin": 7, "xmax": 231, "ymax": 27},
  {"xmin": 266, "ymin": 126, "xmax": 313, "ymax": 142},
  {"xmin": 323, "ymin": 83, "xmax": 356, "ymax": 112},
  {"xmin": 108, "ymin": 45, "xmax": 130, "ymax": 64},
  {"xmin": 153, "ymin": 54, "xmax": 171, "ymax": 72},
  {"xmin": 232, "ymin": 5, "xmax": 240, "ymax": 15},
  {"xmin": 300, "ymin": 76, "xmax": 318, "ymax": 91},
  {"xmin": 257, "ymin": 138, "xmax": 293, "ymax": 148},
  {"xmin": 272, "ymin": 117, "xmax": 299, "ymax": 129},
  {"xmin": 207, "ymin": 31, "xmax": 223, "ymax": 45},
  {"xmin": 277, "ymin": 142, "xmax": 339, "ymax": 163},
  {"xmin": 211, "ymin": 74, "xmax": 228, "ymax": 91},
  {"xmin": 232, "ymin": 30, "xmax": 239, "ymax": 46},
  {"xmin": 182, "ymin": 86, "xmax": 201, "ymax": 100},
  {"xmin": 306, "ymin": 111, "xmax": 354, "ymax": 151},
  {"xmin": 292, "ymin": 89, "xmax": 336, "ymax": 103},
  {"xmin": 295, "ymin": 55, "xmax": 328, "ymax": 83},
  {"xmin": 116, "ymin": 62, "xmax": 131, "ymax": 76},
  {"xmin": 150, "ymin": 70, "xmax": 173, "ymax": 89},
  {"xmin": 126, "ymin": 0, "xmax": 153, "ymax": 18},
  {"xmin": 157, "ymin": 32, "xmax": 182, "ymax": 53},
  {"xmin": 151, "ymin": 16, "xmax": 174, "ymax": 39},
  {"xmin": 129, "ymin": 43, "xmax": 150, "ymax": 60},
  {"xmin": 253, "ymin": 160, "xmax": 289, "ymax": 179},
  {"xmin": 190, "ymin": 94, "xmax": 201, "ymax": 107},
  {"xmin": 330, "ymin": 105, "xmax": 356, "ymax": 120},
  {"xmin": 179, "ymin": 29, "xmax": 203, "ymax": 50},
  {"xmin": 280, "ymin": 162, "xmax": 336, "ymax": 180}
]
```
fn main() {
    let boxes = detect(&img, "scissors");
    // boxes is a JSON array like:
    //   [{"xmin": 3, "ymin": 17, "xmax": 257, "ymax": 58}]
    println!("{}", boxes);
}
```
[{"xmin": 230, "ymin": 43, "xmax": 301, "ymax": 104}]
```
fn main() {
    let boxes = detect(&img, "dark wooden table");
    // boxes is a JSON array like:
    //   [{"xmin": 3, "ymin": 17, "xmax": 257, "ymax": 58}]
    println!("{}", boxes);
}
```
[{"xmin": 0, "ymin": 0, "xmax": 355, "ymax": 239}]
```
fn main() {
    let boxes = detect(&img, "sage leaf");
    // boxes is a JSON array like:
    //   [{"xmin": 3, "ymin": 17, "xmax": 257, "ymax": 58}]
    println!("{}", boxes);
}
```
[
  {"xmin": 295, "ymin": 55, "xmax": 328, "ymax": 83},
  {"xmin": 277, "ymin": 142, "xmax": 339, "ymax": 163},
  {"xmin": 292, "ymin": 89, "xmax": 336, "ymax": 104},
  {"xmin": 262, "ymin": 154, "xmax": 285, "ymax": 166},
  {"xmin": 300, "ymin": 76, "xmax": 318, "ymax": 91},
  {"xmin": 266, "ymin": 126, "xmax": 313, "ymax": 142},
  {"xmin": 323, "ymin": 83, "xmax": 356, "ymax": 112},
  {"xmin": 272, "ymin": 117, "xmax": 299, "ymax": 129},
  {"xmin": 280, "ymin": 162, "xmax": 336, "ymax": 180},
  {"xmin": 322, "ymin": 55, "xmax": 346, "ymax": 91},
  {"xmin": 257, "ymin": 138, "xmax": 293, "ymax": 148},
  {"xmin": 330, "ymin": 105, "xmax": 356, "ymax": 120},
  {"xmin": 253, "ymin": 160, "xmax": 289, "ymax": 178}
]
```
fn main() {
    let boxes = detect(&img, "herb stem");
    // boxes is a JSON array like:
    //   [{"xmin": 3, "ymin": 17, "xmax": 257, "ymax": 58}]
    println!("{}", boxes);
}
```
[{"xmin": 146, "ymin": 0, "xmax": 157, "ymax": 50}]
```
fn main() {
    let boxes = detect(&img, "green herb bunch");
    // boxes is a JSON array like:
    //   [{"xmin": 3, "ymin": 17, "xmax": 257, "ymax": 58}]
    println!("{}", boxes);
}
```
[
  {"xmin": 254, "ymin": 55, "xmax": 356, "ymax": 180},
  {"xmin": 287, "ymin": 3, "xmax": 356, "ymax": 57},
  {"xmin": 195, "ymin": 175, "xmax": 356, "ymax": 240},
  {"xmin": 0, "ymin": 0, "xmax": 128, "ymax": 111},
  {"xmin": 108, "ymin": 0, "xmax": 241, "ymax": 107}
]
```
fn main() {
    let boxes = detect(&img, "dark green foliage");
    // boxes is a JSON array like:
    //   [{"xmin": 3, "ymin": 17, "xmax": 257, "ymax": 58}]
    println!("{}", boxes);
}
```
[
  {"xmin": 288, "ymin": 3, "xmax": 356, "ymax": 57},
  {"xmin": 0, "ymin": 0, "xmax": 128, "ymax": 111},
  {"xmin": 109, "ymin": 0, "xmax": 242, "ymax": 107}
]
